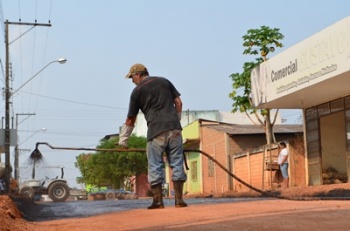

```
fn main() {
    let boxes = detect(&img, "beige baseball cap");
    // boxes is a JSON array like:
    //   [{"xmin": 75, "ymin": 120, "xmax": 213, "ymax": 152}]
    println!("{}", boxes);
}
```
[{"xmin": 125, "ymin": 63, "xmax": 148, "ymax": 78}]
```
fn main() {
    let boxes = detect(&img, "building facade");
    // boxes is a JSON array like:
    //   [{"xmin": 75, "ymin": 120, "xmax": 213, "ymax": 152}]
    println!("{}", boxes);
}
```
[
  {"xmin": 182, "ymin": 119, "xmax": 304, "ymax": 194},
  {"xmin": 251, "ymin": 15, "xmax": 350, "ymax": 186}
]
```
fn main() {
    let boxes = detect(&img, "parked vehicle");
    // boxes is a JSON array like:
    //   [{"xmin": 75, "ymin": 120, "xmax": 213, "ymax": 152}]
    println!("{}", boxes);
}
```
[
  {"xmin": 87, "ymin": 185, "xmax": 138, "ymax": 200},
  {"xmin": 69, "ymin": 188, "xmax": 88, "ymax": 200}
]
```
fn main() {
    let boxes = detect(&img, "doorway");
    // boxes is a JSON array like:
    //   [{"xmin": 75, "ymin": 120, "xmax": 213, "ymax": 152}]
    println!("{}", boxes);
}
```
[{"xmin": 320, "ymin": 111, "xmax": 347, "ymax": 184}]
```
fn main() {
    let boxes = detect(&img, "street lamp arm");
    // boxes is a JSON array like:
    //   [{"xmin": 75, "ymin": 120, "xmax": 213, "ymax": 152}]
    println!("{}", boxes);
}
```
[
  {"xmin": 19, "ymin": 128, "xmax": 47, "ymax": 146},
  {"xmin": 12, "ymin": 58, "xmax": 67, "ymax": 95}
]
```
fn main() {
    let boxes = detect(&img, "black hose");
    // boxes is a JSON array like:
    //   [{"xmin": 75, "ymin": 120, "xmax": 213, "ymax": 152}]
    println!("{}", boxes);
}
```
[{"xmin": 33, "ymin": 142, "xmax": 350, "ymax": 201}]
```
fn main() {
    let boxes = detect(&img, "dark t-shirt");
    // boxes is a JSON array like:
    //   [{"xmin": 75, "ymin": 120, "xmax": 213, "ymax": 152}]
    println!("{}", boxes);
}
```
[{"xmin": 127, "ymin": 76, "xmax": 182, "ymax": 140}]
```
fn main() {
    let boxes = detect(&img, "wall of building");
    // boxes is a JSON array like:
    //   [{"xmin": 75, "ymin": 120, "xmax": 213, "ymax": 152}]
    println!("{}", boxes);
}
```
[
  {"xmin": 289, "ymin": 136, "xmax": 306, "ymax": 187},
  {"xmin": 199, "ymin": 124, "xmax": 305, "ymax": 194},
  {"xmin": 232, "ymin": 153, "xmax": 250, "ymax": 191},
  {"xmin": 181, "ymin": 120, "xmax": 202, "ymax": 194},
  {"xmin": 305, "ymin": 98, "xmax": 350, "ymax": 185},
  {"xmin": 185, "ymin": 152, "xmax": 202, "ymax": 193},
  {"xmin": 201, "ymin": 126, "xmax": 228, "ymax": 194},
  {"xmin": 232, "ymin": 137, "xmax": 305, "ymax": 192},
  {"xmin": 182, "ymin": 120, "xmax": 200, "ymax": 140},
  {"xmin": 230, "ymin": 135, "xmax": 267, "ymax": 153}
]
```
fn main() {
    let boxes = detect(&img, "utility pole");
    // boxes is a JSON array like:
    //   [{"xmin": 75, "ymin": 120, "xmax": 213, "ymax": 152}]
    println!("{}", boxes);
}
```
[
  {"xmin": 14, "ymin": 113, "xmax": 36, "ymax": 181},
  {"xmin": 3, "ymin": 20, "xmax": 51, "ymax": 193}
]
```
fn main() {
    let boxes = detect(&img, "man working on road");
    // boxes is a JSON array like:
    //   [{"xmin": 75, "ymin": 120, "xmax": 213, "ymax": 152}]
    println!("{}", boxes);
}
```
[{"xmin": 118, "ymin": 63, "xmax": 187, "ymax": 209}]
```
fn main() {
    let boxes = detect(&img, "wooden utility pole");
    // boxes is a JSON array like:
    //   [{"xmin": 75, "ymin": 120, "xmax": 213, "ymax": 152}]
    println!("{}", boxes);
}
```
[{"xmin": 3, "ymin": 20, "xmax": 51, "ymax": 193}]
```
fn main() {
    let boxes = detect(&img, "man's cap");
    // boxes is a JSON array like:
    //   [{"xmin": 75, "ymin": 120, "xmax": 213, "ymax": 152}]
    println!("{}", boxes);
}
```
[{"xmin": 125, "ymin": 63, "xmax": 148, "ymax": 78}]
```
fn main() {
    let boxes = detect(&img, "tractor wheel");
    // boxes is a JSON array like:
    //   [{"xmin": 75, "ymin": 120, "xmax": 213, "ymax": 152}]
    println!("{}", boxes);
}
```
[
  {"xmin": 48, "ymin": 181, "xmax": 70, "ymax": 202},
  {"xmin": 105, "ymin": 191, "xmax": 116, "ymax": 200},
  {"xmin": 19, "ymin": 186, "xmax": 35, "ymax": 200}
]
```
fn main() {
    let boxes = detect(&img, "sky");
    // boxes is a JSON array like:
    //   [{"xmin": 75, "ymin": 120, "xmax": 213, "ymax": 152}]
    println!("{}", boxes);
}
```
[{"xmin": 0, "ymin": 0, "xmax": 349, "ymax": 189}]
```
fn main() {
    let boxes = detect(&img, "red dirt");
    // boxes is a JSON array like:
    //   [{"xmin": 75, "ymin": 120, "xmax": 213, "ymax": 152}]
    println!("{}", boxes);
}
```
[{"xmin": 2, "ymin": 183, "xmax": 350, "ymax": 231}]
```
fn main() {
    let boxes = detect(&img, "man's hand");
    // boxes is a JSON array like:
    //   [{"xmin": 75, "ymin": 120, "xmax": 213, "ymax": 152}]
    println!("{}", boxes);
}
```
[{"xmin": 118, "ymin": 124, "xmax": 134, "ymax": 147}]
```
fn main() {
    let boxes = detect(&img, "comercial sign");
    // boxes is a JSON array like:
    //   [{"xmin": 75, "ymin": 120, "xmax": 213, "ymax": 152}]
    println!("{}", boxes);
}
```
[{"xmin": 251, "ymin": 16, "xmax": 350, "ymax": 108}]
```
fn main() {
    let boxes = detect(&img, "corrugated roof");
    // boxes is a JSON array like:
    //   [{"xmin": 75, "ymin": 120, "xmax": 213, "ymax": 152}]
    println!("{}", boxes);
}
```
[
  {"xmin": 183, "ymin": 138, "xmax": 200, "ymax": 149},
  {"xmin": 202, "ymin": 123, "xmax": 303, "ymax": 135}
]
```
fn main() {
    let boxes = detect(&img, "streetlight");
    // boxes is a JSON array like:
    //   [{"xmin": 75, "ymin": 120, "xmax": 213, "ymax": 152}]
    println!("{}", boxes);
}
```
[
  {"xmin": 3, "ymin": 58, "xmax": 67, "ymax": 193},
  {"xmin": 14, "ymin": 128, "xmax": 47, "ymax": 181},
  {"xmin": 19, "ymin": 128, "xmax": 47, "ymax": 146},
  {"xmin": 12, "ymin": 58, "xmax": 67, "ymax": 95}
]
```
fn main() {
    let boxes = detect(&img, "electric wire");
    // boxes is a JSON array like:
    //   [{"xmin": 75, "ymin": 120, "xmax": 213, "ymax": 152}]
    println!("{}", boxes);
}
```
[
  {"xmin": 21, "ymin": 91, "xmax": 127, "ymax": 110},
  {"xmin": 0, "ymin": 1, "xmax": 4, "ymax": 32},
  {"xmin": 33, "ymin": 0, "xmax": 54, "ymax": 113},
  {"xmin": 34, "ymin": 0, "xmax": 37, "ymax": 22},
  {"xmin": 48, "ymin": 0, "xmax": 53, "ymax": 23},
  {"xmin": 28, "ymin": 18, "xmax": 38, "ymax": 117},
  {"xmin": 8, "ymin": 1, "xmax": 55, "ymax": 142},
  {"xmin": 17, "ymin": 0, "xmax": 21, "ymax": 21}
]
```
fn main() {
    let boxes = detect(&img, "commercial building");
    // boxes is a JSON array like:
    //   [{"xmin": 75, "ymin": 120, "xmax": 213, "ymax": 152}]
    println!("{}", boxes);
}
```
[{"xmin": 251, "ymin": 15, "xmax": 350, "ymax": 185}]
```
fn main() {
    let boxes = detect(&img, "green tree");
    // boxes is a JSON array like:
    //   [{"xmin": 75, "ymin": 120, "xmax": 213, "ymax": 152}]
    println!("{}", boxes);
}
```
[
  {"xmin": 229, "ymin": 26, "xmax": 284, "ymax": 144},
  {"xmin": 75, "ymin": 135, "xmax": 148, "ymax": 189}
]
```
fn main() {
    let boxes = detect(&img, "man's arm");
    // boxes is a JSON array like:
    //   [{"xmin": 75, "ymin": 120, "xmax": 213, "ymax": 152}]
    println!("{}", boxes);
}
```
[
  {"xmin": 118, "ymin": 116, "xmax": 137, "ymax": 147},
  {"xmin": 174, "ymin": 96, "xmax": 182, "ymax": 120},
  {"xmin": 174, "ymin": 96, "xmax": 182, "ymax": 113},
  {"xmin": 125, "ymin": 116, "xmax": 137, "ymax": 126}
]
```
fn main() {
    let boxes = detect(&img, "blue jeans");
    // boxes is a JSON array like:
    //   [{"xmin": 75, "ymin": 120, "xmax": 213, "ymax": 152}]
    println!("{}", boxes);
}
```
[
  {"xmin": 147, "ymin": 129, "xmax": 187, "ymax": 186},
  {"xmin": 280, "ymin": 163, "xmax": 289, "ymax": 178}
]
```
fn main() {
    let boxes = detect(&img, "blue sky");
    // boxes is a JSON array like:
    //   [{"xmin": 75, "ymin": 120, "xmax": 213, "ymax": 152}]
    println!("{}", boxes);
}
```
[{"xmin": 0, "ymin": 0, "xmax": 349, "ymax": 188}]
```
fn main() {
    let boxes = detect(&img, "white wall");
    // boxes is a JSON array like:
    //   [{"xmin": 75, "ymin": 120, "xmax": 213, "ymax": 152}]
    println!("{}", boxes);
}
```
[{"xmin": 132, "ymin": 110, "xmax": 282, "ymax": 137}]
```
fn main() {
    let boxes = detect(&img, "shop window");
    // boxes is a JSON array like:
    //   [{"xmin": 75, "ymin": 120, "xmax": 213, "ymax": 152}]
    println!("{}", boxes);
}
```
[
  {"xmin": 331, "ymin": 98, "xmax": 344, "ymax": 112},
  {"xmin": 318, "ymin": 103, "xmax": 330, "ymax": 116}
]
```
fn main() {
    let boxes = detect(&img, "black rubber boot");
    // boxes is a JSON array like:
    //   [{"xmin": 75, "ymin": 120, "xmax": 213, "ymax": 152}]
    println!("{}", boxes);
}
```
[
  {"xmin": 174, "ymin": 181, "xmax": 188, "ymax": 208},
  {"xmin": 147, "ymin": 184, "xmax": 164, "ymax": 209}
]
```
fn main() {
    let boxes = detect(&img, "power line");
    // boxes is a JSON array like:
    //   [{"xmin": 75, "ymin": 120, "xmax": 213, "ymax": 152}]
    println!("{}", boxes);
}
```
[
  {"xmin": 21, "ymin": 90, "xmax": 127, "ymax": 110},
  {"xmin": 0, "ymin": 0, "xmax": 4, "ymax": 38}
]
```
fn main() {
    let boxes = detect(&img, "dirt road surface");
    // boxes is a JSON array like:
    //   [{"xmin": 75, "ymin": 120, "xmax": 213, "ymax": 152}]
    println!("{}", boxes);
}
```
[{"xmin": 2, "ymin": 183, "xmax": 350, "ymax": 231}]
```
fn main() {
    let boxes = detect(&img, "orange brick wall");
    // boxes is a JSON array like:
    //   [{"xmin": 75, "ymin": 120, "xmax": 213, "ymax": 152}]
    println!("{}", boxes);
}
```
[
  {"xmin": 289, "ymin": 136, "xmax": 306, "ymax": 187},
  {"xmin": 201, "ymin": 126, "xmax": 229, "ymax": 194},
  {"xmin": 232, "ymin": 137, "xmax": 306, "ymax": 192},
  {"xmin": 250, "ymin": 153, "xmax": 264, "ymax": 188},
  {"xmin": 232, "ymin": 150, "xmax": 265, "ymax": 192},
  {"xmin": 233, "ymin": 155, "xmax": 250, "ymax": 191},
  {"xmin": 199, "ymin": 125, "xmax": 305, "ymax": 194}
]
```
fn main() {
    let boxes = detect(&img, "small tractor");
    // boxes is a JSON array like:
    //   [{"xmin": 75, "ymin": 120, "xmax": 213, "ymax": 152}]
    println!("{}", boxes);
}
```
[
  {"xmin": 19, "ymin": 166, "xmax": 70, "ymax": 202},
  {"xmin": 14, "ymin": 145, "xmax": 71, "ymax": 202},
  {"xmin": 1, "ymin": 161, "xmax": 72, "ymax": 202},
  {"xmin": 19, "ymin": 165, "xmax": 70, "ymax": 202}
]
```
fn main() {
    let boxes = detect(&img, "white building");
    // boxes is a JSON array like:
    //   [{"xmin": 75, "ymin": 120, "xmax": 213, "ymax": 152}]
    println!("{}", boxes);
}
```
[{"xmin": 132, "ymin": 110, "xmax": 283, "ymax": 137}]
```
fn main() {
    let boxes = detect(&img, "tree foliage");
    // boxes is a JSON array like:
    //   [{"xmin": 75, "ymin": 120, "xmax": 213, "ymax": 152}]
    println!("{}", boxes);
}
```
[
  {"xmin": 242, "ymin": 26, "xmax": 283, "ymax": 58},
  {"xmin": 75, "ymin": 135, "xmax": 147, "ymax": 189},
  {"xmin": 229, "ymin": 26, "xmax": 284, "ymax": 144}
]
